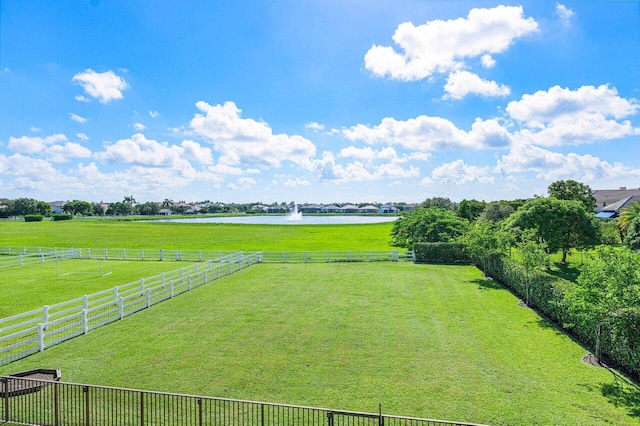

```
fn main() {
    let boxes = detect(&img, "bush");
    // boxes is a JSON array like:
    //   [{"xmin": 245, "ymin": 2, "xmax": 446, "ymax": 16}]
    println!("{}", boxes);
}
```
[
  {"xmin": 53, "ymin": 214, "xmax": 74, "ymax": 221},
  {"xmin": 24, "ymin": 214, "xmax": 44, "ymax": 222},
  {"xmin": 413, "ymin": 242, "xmax": 472, "ymax": 264}
]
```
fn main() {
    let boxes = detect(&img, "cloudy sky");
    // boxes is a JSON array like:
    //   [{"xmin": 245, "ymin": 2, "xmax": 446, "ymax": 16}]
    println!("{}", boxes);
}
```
[{"xmin": 1, "ymin": 1, "xmax": 639, "ymax": 204}]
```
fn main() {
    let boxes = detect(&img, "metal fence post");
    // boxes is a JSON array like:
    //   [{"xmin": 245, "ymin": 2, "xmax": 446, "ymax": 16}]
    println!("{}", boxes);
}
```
[
  {"xmin": 140, "ymin": 392, "xmax": 145, "ymax": 426},
  {"xmin": 198, "ymin": 398, "xmax": 203, "ymax": 426},
  {"xmin": 327, "ymin": 411, "xmax": 334, "ymax": 426},
  {"xmin": 54, "ymin": 382, "xmax": 60, "ymax": 426},
  {"xmin": 84, "ymin": 386, "xmax": 90, "ymax": 426},
  {"xmin": 2, "ymin": 377, "xmax": 9, "ymax": 421}
]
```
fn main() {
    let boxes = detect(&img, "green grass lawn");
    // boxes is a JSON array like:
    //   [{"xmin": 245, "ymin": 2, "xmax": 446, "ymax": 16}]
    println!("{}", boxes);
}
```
[
  {"xmin": 0, "ymin": 259, "xmax": 196, "ymax": 318},
  {"xmin": 0, "ymin": 220, "xmax": 395, "ymax": 251},
  {"xmin": 1, "ymin": 262, "xmax": 638, "ymax": 426}
]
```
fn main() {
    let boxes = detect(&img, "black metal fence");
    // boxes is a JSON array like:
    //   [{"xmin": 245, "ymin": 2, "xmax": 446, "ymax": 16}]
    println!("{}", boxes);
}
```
[{"xmin": 1, "ymin": 376, "xmax": 487, "ymax": 426}]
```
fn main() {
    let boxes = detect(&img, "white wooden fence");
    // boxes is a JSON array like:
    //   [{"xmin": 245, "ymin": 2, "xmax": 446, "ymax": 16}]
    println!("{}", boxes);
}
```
[
  {"xmin": 0, "ymin": 247, "xmax": 413, "ymax": 367},
  {"xmin": 0, "ymin": 252, "xmax": 257, "ymax": 366}
]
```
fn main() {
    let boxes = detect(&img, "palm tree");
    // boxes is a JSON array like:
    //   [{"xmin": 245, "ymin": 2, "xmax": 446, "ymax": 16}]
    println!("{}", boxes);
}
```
[
  {"xmin": 161, "ymin": 199, "xmax": 174, "ymax": 209},
  {"xmin": 123, "ymin": 195, "xmax": 137, "ymax": 205},
  {"xmin": 618, "ymin": 201, "xmax": 640, "ymax": 233}
]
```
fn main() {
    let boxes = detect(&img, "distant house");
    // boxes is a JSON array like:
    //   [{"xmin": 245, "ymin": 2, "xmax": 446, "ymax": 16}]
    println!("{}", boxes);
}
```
[
  {"xmin": 359, "ymin": 205, "xmax": 379, "ymax": 214},
  {"xmin": 340, "ymin": 204, "xmax": 359, "ymax": 214},
  {"xmin": 300, "ymin": 204, "xmax": 322, "ymax": 213},
  {"xmin": 267, "ymin": 205, "xmax": 287, "ymax": 213},
  {"xmin": 595, "ymin": 196, "xmax": 640, "ymax": 219},
  {"xmin": 158, "ymin": 209, "xmax": 172, "ymax": 216},
  {"xmin": 321, "ymin": 205, "xmax": 340, "ymax": 213},
  {"xmin": 185, "ymin": 207, "xmax": 201, "ymax": 214},
  {"xmin": 593, "ymin": 187, "xmax": 640, "ymax": 212},
  {"xmin": 49, "ymin": 201, "xmax": 66, "ymax": 214},
  {"xmin": 251, "ymin": 204, "xmax": 269, "ymax": 213},
  {"xmin": 379, "ymin": 204, "xmax": 399, "ymax": 214}
]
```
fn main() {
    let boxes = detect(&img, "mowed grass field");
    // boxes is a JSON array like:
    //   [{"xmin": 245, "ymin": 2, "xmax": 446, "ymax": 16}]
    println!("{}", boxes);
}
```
[
  {"xmin": 0, "ymin": 259, "xmax": 196, "ymax": 317},
  {"xmin": 0, "ymin": 219, "xmax": 395, "ymax": 250},
  {"xmin": 2, "ymin": 262, "xmax": 639, "ymax": 426}
]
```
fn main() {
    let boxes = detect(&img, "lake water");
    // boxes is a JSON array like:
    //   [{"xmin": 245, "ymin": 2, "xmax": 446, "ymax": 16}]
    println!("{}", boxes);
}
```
[{"xmin": 152, "ymin": 215, "xmax": 399, "ymax": 225}]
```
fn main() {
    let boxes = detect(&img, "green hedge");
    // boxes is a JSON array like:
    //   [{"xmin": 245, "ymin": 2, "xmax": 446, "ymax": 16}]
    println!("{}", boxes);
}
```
[
  {"xmin": 53, "ymin": 214, "xmax": 74, "ymax": 221},
  {"xmin": 481, "ymin": 252, "xmax": 639, "ymax": 377},
  {"xmin": 24, "ymin": 214, "xmax": 44, "ymax": 222},
  {"xmin": 413, "ymin": 242, "xmax": 472, "ymax": 264}
]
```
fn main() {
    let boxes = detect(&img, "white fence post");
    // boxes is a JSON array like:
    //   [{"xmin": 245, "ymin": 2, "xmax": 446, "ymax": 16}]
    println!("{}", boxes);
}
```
[
  {"xmin": 146, "ymin": 289, "xmax": 151, "ymax": 308},
  {"xmin": 82, "ymin": 309, "xmax": 88, "ymax": 334},
  {"xmin": 118, "ymin": 298, "xmax": 124, "ymax": 319},
  {"xmin": 170, "ymin": 281, "xmax": 174, "ymax": 298},
  {"xmin": 188, "ymin": 276, "xmax": 192, "ymax": 291},
  {"xmin": 43, "ymin": 306, "xmax": 49, "ymax": 324},
  {"xmin": 160, "ymin": 249, "xmax": 164, "ymax": 261},
  {"xmin": 38, "ymin": 323, "xmax": 45, "ymax": 352}
]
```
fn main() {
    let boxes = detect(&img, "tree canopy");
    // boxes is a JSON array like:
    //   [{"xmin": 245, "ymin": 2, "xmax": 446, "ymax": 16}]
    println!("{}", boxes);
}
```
[
  {"xmin": 504, "ymin": 197, "xmax": 601, "ymax": 263},
  {"xmin": 547, "ymin": 179, "xmax": 596, "ymax": 212},
  {"xmin": 391, "ymin": 207, "xmax": 469, "ymax": 248}
]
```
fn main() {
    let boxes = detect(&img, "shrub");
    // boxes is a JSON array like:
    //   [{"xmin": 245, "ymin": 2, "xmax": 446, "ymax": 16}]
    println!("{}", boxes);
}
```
[
  {"xmin": 53, "ymin": 214, "xmax": 74, "ymax": 221},
  {"xmin": 413, "ymin": 242, "xmax": 472, "ymax": 264},
  {"xmin": 24, "ymin": 214, "xmax": 44, "ymax": 222}
]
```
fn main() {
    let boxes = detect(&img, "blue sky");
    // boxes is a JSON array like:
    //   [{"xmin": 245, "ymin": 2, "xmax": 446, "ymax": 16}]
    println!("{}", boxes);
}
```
[{"xmin": 1, "ymin": 0, "xmax": 639, "ymax": 204}]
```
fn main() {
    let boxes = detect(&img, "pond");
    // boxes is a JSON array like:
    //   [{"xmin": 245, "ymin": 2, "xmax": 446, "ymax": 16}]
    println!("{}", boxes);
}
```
[{"xmin": 151, "ymin": 215, "xmax": 399, "ymax": 225}]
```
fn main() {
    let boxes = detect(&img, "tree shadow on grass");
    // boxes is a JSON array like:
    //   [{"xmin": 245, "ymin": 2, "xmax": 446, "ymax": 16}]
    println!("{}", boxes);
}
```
[
  {"xmin": 545, "ymin": 262, "xmax": 581, "ymax": 283},
  {"xmin": 469, "ymin": 277, "xmax": 505, "ymax": 291},
  {"xmin": 601, "ymin": 379, "xmax": 640, "ymax": 417}
]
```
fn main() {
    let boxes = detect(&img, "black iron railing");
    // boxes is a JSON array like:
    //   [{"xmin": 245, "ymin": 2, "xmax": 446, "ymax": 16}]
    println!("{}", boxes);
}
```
[{"xmin": 1, "ymin": 376, "xmax": 487, "ymax": 426}]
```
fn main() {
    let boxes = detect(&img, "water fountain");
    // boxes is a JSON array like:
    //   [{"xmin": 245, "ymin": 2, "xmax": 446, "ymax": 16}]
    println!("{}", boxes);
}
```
[{"xmin": 287, "ymin": 203, "xmax": 303, "ymax": 221}]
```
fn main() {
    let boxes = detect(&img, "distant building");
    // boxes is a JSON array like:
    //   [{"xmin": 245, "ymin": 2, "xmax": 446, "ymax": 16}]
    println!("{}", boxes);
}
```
[
  {"xmin": 359, "ymin": 205, "xmax": 379, "ymax": 214},
  {"xmin": 321, "ymin": 205, "xmax": 340, "ymax": 213},
  {"xmin": 49, "ymin": 201, "xmax": 66, "ymax": 214},
  {"xmin": 595, "ymin": 196, "xmax": 640, "ymax": 219},
  {"xmin": 158, "ymin": 209, "xmax": 172, "ymax": 216},
  {"xmin": 300, "ymin": 204, "xmax": 322, "ymax": 213},
  {"xmin": 593, "ymin": 187, "xmax": 640, "ymax": 211},
  {"xmin": 340, "ymin": 204, "xmax": 359, "ymax": 213},
  {"xmin": 379, "ymin": 204, "xmax": 399, "ymax": 214}
]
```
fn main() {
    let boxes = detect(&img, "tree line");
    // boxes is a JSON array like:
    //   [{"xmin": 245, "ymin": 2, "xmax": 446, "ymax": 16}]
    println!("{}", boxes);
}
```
[{"xmin": 394, "ymin": 179, "xmax": 640, "ymax": 374}]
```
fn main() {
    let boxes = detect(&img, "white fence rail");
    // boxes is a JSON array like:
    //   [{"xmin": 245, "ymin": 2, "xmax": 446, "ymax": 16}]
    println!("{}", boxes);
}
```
[
  {"xmin": 0, "ymin": 252, "xmax": 258, "ymax": 366},
  {"xmin": 0, "ymin": 246, "xmax": 240, "ymax": 268}
]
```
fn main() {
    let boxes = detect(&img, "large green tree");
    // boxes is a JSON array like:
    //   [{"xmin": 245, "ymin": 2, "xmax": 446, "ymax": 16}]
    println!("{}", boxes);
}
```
[
  {"xmin": 419, "ymin": 197, "xmax": 456, "ymax": 211},
  {"xmin": 11, "ymin": 198, "xmax": 39, "ymax": 216},
  {"xmin": 504, "ymin": 197, "xmax": 601, "ymax": 263},
  {"xmin": 457, "ymin": 199, "xmax": 486, "ymax": 222},
  {"xmin": 391, "ymin": 207, "xmax": 469, "ymax": 248},
  {"xmin": 548, "ymin": 179, "xmax": 596, "ymax": 212}
]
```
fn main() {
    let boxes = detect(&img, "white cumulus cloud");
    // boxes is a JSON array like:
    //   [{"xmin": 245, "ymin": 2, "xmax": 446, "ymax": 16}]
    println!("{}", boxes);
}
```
[
  {"xmin": 507, "ymin": 84, "xmax": 640, "ymax": 146},
  {"xmin": 497, "ymin": 144, "xmax": 640, "ymax": 181},
  {"xmin": 69, "ymin": 113, "xmax": 87, "ymax": 123},
  {"xmin": 443, "ymin": 70, "xmax": 511, "ymax": 100},
  {"xmin": 431, "ymin": 159, "xmax": 494, "ymax": 184},
  {"xmin": 133, "ymin": 123, "xmax": 146, "ymax": 131},
  {"xmin": 72, "ymin": 69, "xmax": 129, "ymax": 103},
  {"xmin": 190, "ymin": 101, "xmax": 317, "ymax": 169},
  {"xmin": 305, "ymin": 122, "xmax": 325, "ymax": 132},
  {"xmin": 556, "ymin": 3, "xmax": 575, "ymax": 26},
  {"xmin": 343, "ymin": 115, "xmax": 511, "ymax": 151},
  {"xmin": 364, "ymin": 5, "xmax": 538, "ymax": 81}
]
